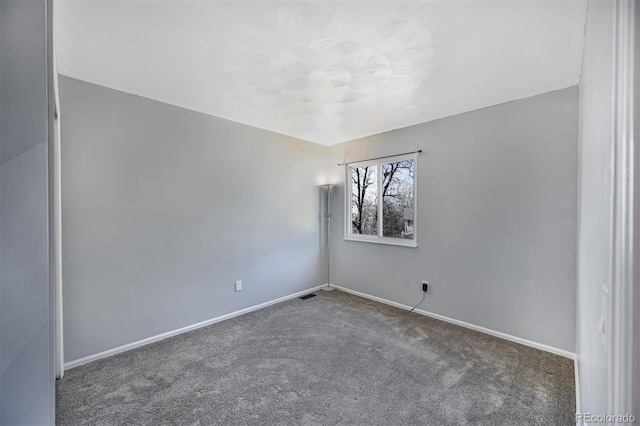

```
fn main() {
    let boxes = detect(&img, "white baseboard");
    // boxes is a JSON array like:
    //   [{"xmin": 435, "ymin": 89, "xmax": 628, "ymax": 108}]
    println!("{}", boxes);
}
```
[
  {"xmin": 332, "ymin": 284, "xmax": 576, "ymax": 360},
  {"xmin": 64, "ymin": 285, "xmax": 324, "ymax": 371},
  {"xmin": 65, "ymin": 283, "xmax": 575, "ymax": 371}
]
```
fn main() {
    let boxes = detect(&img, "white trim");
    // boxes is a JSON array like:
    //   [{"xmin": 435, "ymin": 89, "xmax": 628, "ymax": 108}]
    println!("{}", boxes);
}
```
[
  {"xmin": 64, "ymin": 285, "xmax": 325, "ymax": 371},
  {"xmin": 53, "ymin": 112, "xmax": 63, "ymax": 380},
  {"xmin": 608, "ymin": 0, "xmax": 639, "ymax": 415},
  {"xmin": 52, "ymin": 29, "xmax": 64, "ymax": 380},
  {"xmin": 575, "ymin": 358, "xmax": 581, "ymax": 423},
  {"xmin": 332, "ymin": 284, "xmax": 576, "ymax": 360},
  {"xmin": 343, "ymin": 236, "xmax": 417, "ymax": 248}
]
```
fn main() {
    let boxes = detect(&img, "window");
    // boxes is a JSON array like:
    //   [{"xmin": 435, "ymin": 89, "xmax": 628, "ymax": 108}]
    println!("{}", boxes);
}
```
[{"xmin": 345, "ymin": 153, "xmax": 417, "ymax": 247}]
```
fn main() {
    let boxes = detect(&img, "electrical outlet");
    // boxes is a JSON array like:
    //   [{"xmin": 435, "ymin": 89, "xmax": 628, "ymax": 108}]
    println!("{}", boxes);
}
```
[
  {"xmin": 422, "ymin": 280, "xmax": 429, "ymax": 292},
  {"xmin": 235, "ymin": 280, "xmax": 242, "ymax": 292}
]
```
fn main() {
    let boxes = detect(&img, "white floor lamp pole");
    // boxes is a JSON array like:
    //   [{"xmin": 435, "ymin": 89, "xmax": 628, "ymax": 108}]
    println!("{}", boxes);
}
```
[{"xmin": 322, "ymin": 184, "xmax": 335, "ymax": 291}]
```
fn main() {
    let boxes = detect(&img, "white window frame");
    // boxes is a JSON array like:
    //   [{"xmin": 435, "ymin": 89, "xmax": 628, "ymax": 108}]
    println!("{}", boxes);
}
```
[{"xmin": 344, "ymin": 153, "xmax": 418, "ymax": 248}]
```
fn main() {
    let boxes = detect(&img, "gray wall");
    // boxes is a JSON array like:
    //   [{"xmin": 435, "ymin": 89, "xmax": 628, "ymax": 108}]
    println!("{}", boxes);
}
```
[
  {"xmin": 0, "ymin": 0, "xmax": 54, "ymax": 424},
  {"xmin": 327, "ymin": 87, "xmax": 579, "ymax": 353},
  {"xmin": 59, "ymin": 76, "xmax": 329, "ymax": 363},
  {"xmin": 60, "ymin": 78, "xmax": 578, "ymax": 362}
]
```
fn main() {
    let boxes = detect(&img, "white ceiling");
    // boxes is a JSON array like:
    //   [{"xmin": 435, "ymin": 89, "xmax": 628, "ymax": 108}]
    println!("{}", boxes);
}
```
[{"xmin": 55, "ymin": 1, "xmax": 587, "ymax": 145}]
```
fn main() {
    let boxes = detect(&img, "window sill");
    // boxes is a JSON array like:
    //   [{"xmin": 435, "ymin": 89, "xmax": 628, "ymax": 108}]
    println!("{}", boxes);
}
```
[{"xmin": 343, "ymin": 237, "xmax": 418, "ymax": 248}]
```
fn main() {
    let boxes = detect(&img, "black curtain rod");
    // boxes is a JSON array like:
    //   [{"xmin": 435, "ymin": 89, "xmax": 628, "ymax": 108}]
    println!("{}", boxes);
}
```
[{"xmin": 337, "ymin": 150, "xmax": 422, "ymax": 166}]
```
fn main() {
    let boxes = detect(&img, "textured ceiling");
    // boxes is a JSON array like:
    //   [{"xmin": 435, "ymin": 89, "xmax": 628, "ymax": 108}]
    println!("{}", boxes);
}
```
[{"xmin": 55, "ymin": 1, "xmax": 587, "ymax": 145}]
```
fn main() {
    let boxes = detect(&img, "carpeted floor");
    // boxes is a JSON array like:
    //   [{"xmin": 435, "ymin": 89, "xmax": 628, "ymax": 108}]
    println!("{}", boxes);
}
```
[{"xmin": 56, "ymin": 290, "xmax": 575, "ymax": 425}]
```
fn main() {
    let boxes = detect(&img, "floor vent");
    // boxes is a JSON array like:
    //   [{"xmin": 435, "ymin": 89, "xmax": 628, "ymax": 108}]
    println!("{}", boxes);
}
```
[{"xmin": 299, "ymin": 293, "xmax": 317, "ymax": 300}]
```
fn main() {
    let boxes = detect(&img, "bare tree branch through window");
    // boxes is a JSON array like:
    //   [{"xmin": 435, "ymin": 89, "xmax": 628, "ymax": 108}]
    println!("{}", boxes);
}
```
[{"xmin": 349, "ymin": 157, "xmax": 415, "ymax": 242}]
